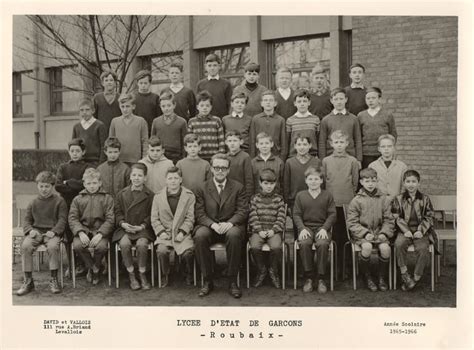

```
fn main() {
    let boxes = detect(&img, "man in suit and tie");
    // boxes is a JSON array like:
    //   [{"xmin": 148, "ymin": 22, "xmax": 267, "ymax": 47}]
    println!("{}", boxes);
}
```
[{"xmin": 194, "ymin": 153, "xmax": 248, "ymax": 298}]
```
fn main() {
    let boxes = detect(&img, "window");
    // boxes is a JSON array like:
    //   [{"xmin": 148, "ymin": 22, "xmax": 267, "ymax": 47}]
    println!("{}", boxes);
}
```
[
  {"xmin": 270, "ymin": 36, "xmax": 330, "ymax": 90},
  {"xmin": 48, "ymin": 66, "xmax": 83, "ymax": 115},
  {"xmin": 201, "ymin": 45, "xmax": 250, "ymax": 88},
  {"xmin": 141, "ymin": 52, "xmax": 183, "ymax": 94},
  {"xmin": 13, "ymin": 71, "xmax": 35, "ymax": 118}
]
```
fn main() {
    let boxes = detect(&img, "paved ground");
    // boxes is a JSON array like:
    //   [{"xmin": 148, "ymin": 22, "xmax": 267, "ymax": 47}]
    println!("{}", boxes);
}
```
[{"xmin": 11, "ymin": 181, "xmax": 456, "ymax": 307}]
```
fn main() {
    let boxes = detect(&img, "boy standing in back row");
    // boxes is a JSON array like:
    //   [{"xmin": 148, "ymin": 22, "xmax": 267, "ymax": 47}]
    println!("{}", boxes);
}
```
[
  {"xmin": 344, "ymin": 63, "xmax": 368, "ymax": 116},
  {"xmin": 93, "ymin": 70, "xmax": 121, "ymax": 133},
  {"xmin": 133, "ymin": 70, "xmax": 162, "ymax": 136},
  {"xmin": 233, "ymin": 62, "xmax": 267, "ymax": 117},
  {"xmin": 196, "ymin": 54, "xmax": 232, "ymax": 118}
]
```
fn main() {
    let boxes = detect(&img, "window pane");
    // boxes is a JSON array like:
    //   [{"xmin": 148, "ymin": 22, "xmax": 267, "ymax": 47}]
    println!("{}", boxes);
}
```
[
  {"xmin": 63, "ymin": 91, "xmax": 83, "ymax": 112},
  {"xmin": 21, "ymin": 73, "xmax": 35, "ymax": 92},
  {"xmin": 62, "ymin": 68, "xmax": 83, "ymax": 91},
  {"xmin": 22, "ymin": 94, "xmax": 35, "ymax": 115},
  {"xmin": 204, "ymin": 46, "xmax": 250, "ymax": 77}
]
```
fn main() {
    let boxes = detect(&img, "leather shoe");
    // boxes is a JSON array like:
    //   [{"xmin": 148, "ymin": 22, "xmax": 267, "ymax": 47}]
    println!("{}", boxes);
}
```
[
  {"xmin": 229, "ymin": 282, "xmax": 242, "ymax": 298},
  {"xmin": 129, "ymin": 272, "xmax": 141, "ymax": 291},
  {"xmin": 17, "ymin": 278, "xmax": 35, "ymax": 296},
  {"xmin": 49, "ymin": 278, "xmax": 62, "ymax": 294},
  {"xmin": 378, "ymin": 277, "xmax": 388, "ymax": 292},
  {"xmin": 140, "ymin": 273, "xmax": 151, "ymax": 290},
  {"xmin": 268, "ymin": 268, "xmax": 281, "ymax": 289},
  {"xmin": 366, "ymin": 276, "xmax": 378, "ymax": 292},
  {"xmin": 303, "ymin": 278, "xmax": 313, "ymax": 293},
  {"xmin": 317, "ymin": 279, "xmax": 327, "ymax": 294},
  {"xmin": 198, "ymin": 280, "xmax": 214, "ymax": 297},
  {"xmin": 253, "ymin": 268, "xmax": 267, "ymax": 288}
]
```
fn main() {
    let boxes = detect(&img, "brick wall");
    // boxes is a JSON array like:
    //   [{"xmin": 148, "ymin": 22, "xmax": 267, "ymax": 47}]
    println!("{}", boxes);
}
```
[{"xmin": 351, "ymin": 16, "xmax": 457, "ymax": 195}]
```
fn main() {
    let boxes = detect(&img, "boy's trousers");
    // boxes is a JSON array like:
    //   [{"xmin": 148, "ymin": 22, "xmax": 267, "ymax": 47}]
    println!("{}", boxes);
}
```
[
  {"xmin": 298, "ymin": 230, "xmax": 332, "ymax": 276},
  {"xmin": 395, "ymin": 234, "xmax": 430, "ymax": 277},
  {"xmin": 21, "ymin": 234, "xmax": 61, "ymax": 272},
  {"xmin": 72, "ymin": 236, "xmax": 108, "ymax": 270},
  {"xmin": 156, "ymin": 245, "xmax": 194, "ymax": 275},
  {"xmin": 249, "ymin": 233, "xmax": 282, "ymax": 272},
  {"xmin": 119, "ymin": 236, "xmax": 150, "ymax": 271}
]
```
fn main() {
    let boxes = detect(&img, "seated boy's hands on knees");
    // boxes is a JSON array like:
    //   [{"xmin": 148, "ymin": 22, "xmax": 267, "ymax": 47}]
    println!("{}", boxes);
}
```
[
  {"xmin": 378, "ymin": 233, "xmax": 388, "ymax": 242},
  {"xmin": 45, "ymin": 230, "xmax": 56, "ymax": 238},
  {"xmin": 90, "ymin": 233, "xmax": 103, "ymax": 248},
  {"xmin": 258, "ymin": 231, "xmax": 267, "ymax": 239},
  {"xmin": 413, "ymin": 231, "xmax": 423, "ymax": 239},
  {"xmin": 404, "ymin": 231, "xmax": 413, "ymax": 239},
  {"xmin": 160, "ymin": 232, "xmax": 171, "ymax": 240},
  {"xmin": 29, "ymin": 230, "xmax": 40, "ymax": 238},
  {"xmin": 315, "ymin": 228, "xmax": 328, "ymax": 240},
  {"xmin": 365, "ymin": 233, "xmax": 374, "ymax": 241},
  {"xmin": 298, "ymin": 228, "xmax": 311, "ymax": 241},
  {"xmin": 175, "ymin": 231, "xmax": 184, "ymax": 242},
  {"xmin": 78, "ymin": 231, "xmax": 90, "ymax": 247},
  {"xmin": 267, "ymin": 229, "xmax": 275, "ymax": 238}
]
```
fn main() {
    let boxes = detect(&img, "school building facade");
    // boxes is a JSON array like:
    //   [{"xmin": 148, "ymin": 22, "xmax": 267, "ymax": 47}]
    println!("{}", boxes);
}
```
[{"xmin": 12, "ymin": 15, "xmax": 457, "ymax": 195}]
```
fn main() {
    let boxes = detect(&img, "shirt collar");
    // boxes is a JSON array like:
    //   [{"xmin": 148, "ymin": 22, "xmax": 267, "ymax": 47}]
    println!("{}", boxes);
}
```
[
  {"xmin": 80, "ymin": 117, "xmax": 96, "ymax": 129},
  {"xmin": 207, "ymin": 74, "xmax": 220, "ymax": 81},
  {"xmin": 131, "ymin": 185, "xmax": 144, "ymax": 192},
  {"xmin": 295, "ymin": 111, "xmax": 311, "ymax": 118},
  {"xmin": 169, "ymin": 83, "xmax": 183, "ymax": 92},
  {"xmin": 163, "ymin": 113, "xmax": 175, "ymax": 121},
  {"xmin": 351, "ymin": 83, "xmax": 365, "ymax": 89},
  {"xmin": 259, "ymin": 153, "xmax": 272, "ymax": 162},
  {"xmin": 368, "ymin": 106, "xmax": 381, "ymax": 116},
  {"xmin": 332, "ymin": 152, "xmax": 348, "ymax": 158},
  {"xmin": 213, "ymin": 178, "xmax": 227, "ymax": 191},
  {"xmin": 333, "ymin": 108, "xmax": 347, "ymax": 115},
  {"xmin": 402, "ymin": 190, "xmax": 423, "ymax": 200},
  {"xmin": 231, "ymin": 111, "xmax": 243, "ymax": 118}
]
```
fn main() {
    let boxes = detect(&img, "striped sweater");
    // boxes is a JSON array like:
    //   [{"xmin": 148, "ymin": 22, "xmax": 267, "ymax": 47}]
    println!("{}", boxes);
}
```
[
  {"xmin": 248, "ymin": 192, "xmax": 286, "ymax": 234},
  {"xmin": 286, "ymin": 113, "xmax": 320, "ymax": 157},
  {"xmin": 187, "ymin": 114, "xmax": 225, "ymax": 162}
]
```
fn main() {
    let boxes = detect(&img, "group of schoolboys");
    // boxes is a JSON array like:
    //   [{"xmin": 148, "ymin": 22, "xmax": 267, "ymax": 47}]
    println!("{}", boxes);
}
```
[{"xmin": 17, "ymin": 56, "xmax": 436, "ymax": 299}]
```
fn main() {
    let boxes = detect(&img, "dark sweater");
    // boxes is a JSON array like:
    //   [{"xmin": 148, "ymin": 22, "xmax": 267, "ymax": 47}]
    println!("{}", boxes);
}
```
[
  {"xmin": 249, "ymin": 112, "xmax": 287, "ymax": 159},
  {"xmin": 251, "ymin": 154, "xmax": 284, "ymax": 195},
  {"xmin": 248, "ymin": 192, "xmax": 286, "ymax": 234},
  {"xmin": 96, "ymin": 159, "xmax": 131, "ymax": 197},
  {"xmin": 233, "ymin": 83, "xmax": 267, "ymax": 117},
  {"xmin": 283, "ymin": 156, "xmax": 322, "ymax": 206},
  {"xmin": 151, "ymin": 114, "xmax": 188, "ymax": 162},
  {"xmin": 357, "ymin": 108, "xmax": 398, "ymax": 156},
  {"xmin": 92, "ymin": 92, "xmax": 121, "ymax": 133},
  {"xmin": 222, "ymin": 114, "xmax": 252, "ymax": 151},
  {"xmin": 133, "ymin": 92, "xmax": 162, "ymax": 135},
  {"xmin": 293, "ymin": 189, "xmax": 337, "ymax": 233},
  {"xmin": 23, "ymin": 194, "xmax": 68, "ymax": 236},
  {"xmin": 344, "ymin": 86, "xmax": 368, "ymax": 116},
  {"xmin": 161, "ymin": 86, "xmax": 197, "ymax": 121},
  {"xmin": 196, "ymin": 78, "xmax": 232, "ymax": 118},
  {"xmin": 310, "ymin": 90, "xmax": 332, "ymax": 118},
  {"xmin": 72, "ymin": 120, "xmax": 107, "ymax": 163},
  {"xmin": 55, "ymin": 160, "xmax": 89, "ymax": 207},
  {"xmin": 227, "ymin": 150, "xmax": 254, "ymax": 200},
  {"xmin": 275, "ymin": 89, "xmax": 297, "ymax": 120}
]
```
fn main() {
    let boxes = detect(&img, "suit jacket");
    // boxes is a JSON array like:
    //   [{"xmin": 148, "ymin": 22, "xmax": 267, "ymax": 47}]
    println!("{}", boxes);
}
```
[
  {"xmin": 112, "ymin": 185, "xmax": 154, "ymax": 242},
  {"xmin": 194, "ymin": 178, "xmax": 248, "ymax": 232},
  {"xmin": 152, "ymin": 186, "xmax": 195, "ymax": 255}
]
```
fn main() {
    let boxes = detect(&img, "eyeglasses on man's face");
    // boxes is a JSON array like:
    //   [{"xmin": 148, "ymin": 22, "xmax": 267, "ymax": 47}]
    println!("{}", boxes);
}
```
[{"xmin": 212, "ymin": 166, "xmax": 229, "ymax": 172}]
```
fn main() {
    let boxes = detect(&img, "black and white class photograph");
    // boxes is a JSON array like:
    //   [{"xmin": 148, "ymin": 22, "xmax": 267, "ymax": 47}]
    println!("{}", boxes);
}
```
[{"xmin": 11, "ymin": 14, "xmax": 457, "ymax": 308}]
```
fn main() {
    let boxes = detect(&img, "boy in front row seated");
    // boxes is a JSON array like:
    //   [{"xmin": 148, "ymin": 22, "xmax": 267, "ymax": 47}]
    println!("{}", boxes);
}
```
[
  {"xmin": 152, "ymin": 166, "xmax": 196, "ymax": 287},
  {"xmin": 293, "ymin": 167, "xmax": 337, "ymax": 294},
  {"xmin": 113, "ymin": 163, "xmax": 155, "ymax": 290},
  {"xmin": 17, "ymin": 171, "xmax": 68, "ymax": 296},
  {"xmin": 68, "ymin": 168, "xmax": 115, "ymax": 286},
  {"xmin": 392, "ymin": 170, "xmax": 437, "ymax": 291},
  {"xmin": 248, "ymin": 169, "xmax": 286, "ymax": 289},
  {"xmin": 346, "ymin": 168, "xmax": 394, "ymax": 292}
]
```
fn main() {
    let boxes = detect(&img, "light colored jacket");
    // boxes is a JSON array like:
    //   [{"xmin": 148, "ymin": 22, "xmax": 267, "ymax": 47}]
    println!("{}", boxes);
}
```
[
  {"xmin": 139, "ymin": 155, "xmax": 174, "ymax": 194},
  {"xmin": 369, "ymin": 157, "xmax": 407, "ymax": 199},
  {"xmin": 151, "ymin": 186, "xmax": 195, "ymax": 255}
]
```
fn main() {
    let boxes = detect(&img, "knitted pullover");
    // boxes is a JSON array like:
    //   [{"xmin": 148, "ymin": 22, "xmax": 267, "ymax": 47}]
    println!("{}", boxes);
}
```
[
  {"xmin": 248, "ymin": 192, "xmax": 286, "ymax": 234},
  {"xmin": 23, "ymin": 194, "xmax": 68, "ymax": 235}
]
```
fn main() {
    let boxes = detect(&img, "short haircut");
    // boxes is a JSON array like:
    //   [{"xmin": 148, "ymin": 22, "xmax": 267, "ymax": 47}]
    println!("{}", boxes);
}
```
[
  {"xmin": 196, "ymin": 90, "xmax": 213, "ymax": 105},
  {"xmin": 367, "ymin": 86, "xmax": 382, "ymax": 97},
  {"xmin": 35, "ymin": 171, "xmax": 56, "ymax": 185},
  {"xmin": 210, "ymin": 153, "xmax": 230, "ymax": 167},
  {"xmin": 403, "ymin": 169, "xmax": 421, "ymax": 182},
  {"xmin": 244, "ymin": 62, "xmax": 260, "ymax": 73},
  {"xmin": 330, "ymin": 87, "xmax": 346, "ymax": 98},
  {"xmin": 183, "ymin": 133, "xmax": 200, "ymax": 145},
  {"xmin": 104, "ymin": 137, "xmax": 121, "ymax": 150},
  {"xmin": 170, "ymin": 61, "xmax": 183, "ymax": 72},
  {"xmin": 293, "ymin": 133, "xmax": 310, "ymax": 144},
  {"xmin": 205, "ymin": 53, "xmax": 220, "ymax": 64},
  {"xmin": 261, "ymin": 90, "xmax": 276, "ymax": 100},
  {"xmin": 256, "ymin": 132, "xmax": 273, "ymax": 143},
  {"xmin": 330, "ymin": 130, "xmax": 349, "ymax": 141},
  {"xmin": 293, "ymin": 89, "xmax": 311, "ymax": 101},
  {"xmin": 100, "ymin": 70, "xmax": 117, "ymax": 82},
  {"xmin": 259, "ymin": 168, "xmax": 277, "ymax": 183},
  {"xmin": 135, "ymin": 69, "xmax": 152, "ymax": 83},
  {"xmin": 231, "ymin": 91, "xmax": 248, "ymax": 103},
  {"xmin": 131, "ymin": 162, "xmax": 148, "ymax": 176},
  {"xmin": 349, "ymin": 63, "xmax": 366, "ymax": 72},
  {"xmin": 159, "ymin": 91, "xmax": 175, "ymax": 103},
  {"xmin": 225, "ymin": 130, "xmax": 242, "ymax": 140},
  {"xmin": 304, "ymin": 166, "xmax": 323, "ymax": 179},
  {"xmin": 83, "ymin": 168, "xmax": 101, "ymax": 181},
  {"xmin": 359, "ymin": 168, "xmax": 377, "ymax": 180},
  {"xmin": 118, "ymin": 93, "xmax": 135, "ymax": 105},
  {"xmin": 276, "ymin": 67, "xmax": 292, "ymax": 76},
  {"xmin": 166, "ymin": 165, "xmax": 182, "ymax": 177},
  {"xmin": 148, "ymin": 136, "xmax": 162, "ymax": 147},
  {"xmin": 78, "ymin": 98, "xmax": 93, "ymax": 109},
  {"xmin": 378, "ymin": 134, "xmax": 396, "ymax": 146},
  {"xmin": 68, "ymin": 138, "xmax": 86, "ymax": 151}
]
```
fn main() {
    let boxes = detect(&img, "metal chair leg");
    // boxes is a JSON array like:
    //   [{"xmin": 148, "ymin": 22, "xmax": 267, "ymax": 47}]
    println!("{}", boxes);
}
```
[
  {"xmin": 293, "ymin": 243, "xmax": 297, "ymax": 290},
  {"xmin": 115, "ymin": 244, "xmax": 119, "ymax": 289},
  {"xmin": 282, "ymin": 243, "xmax": 286, "ymax": 290},
  {"xmin": 388, "ymin": 250, "xmax": 392, "ymax": 290},
  {"xmin": 330, "ymin": 242, "xmax": 334, "ymax": 291},
  {"xmin": 431, "ymin": 246, "xmax": 435, "ymax": 292},
  {"xmin": 352, "ymin": 246, "xmax": 356, "ymax": 290},
  {"xmin": 107, "ymin": 244, "xmax": 111, "ymax": 287},
  {"xmin": 193, "ymin": 257, "xmax": 197, "ymax": 286},
  {"xmin": 60, "ymin": 243, "xmax": 64, "ymax": 288},
  {"xmin": 393, "ymin": 246, "xmax": 397, "ymax": 289},
  {"xmin": 150, "ymin": 245, "xmax": 155, "ymax": 288},
  {"xmin": 71, "ymin": 244, "xmax": 76, "ymax": 288},
  {"xmin": 157, "ymin": 251, "xmax": 162, "ymax": 288},
  {"xmin": 246, "ymin": 243, "xmax": 250, "ymax": 289}
]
